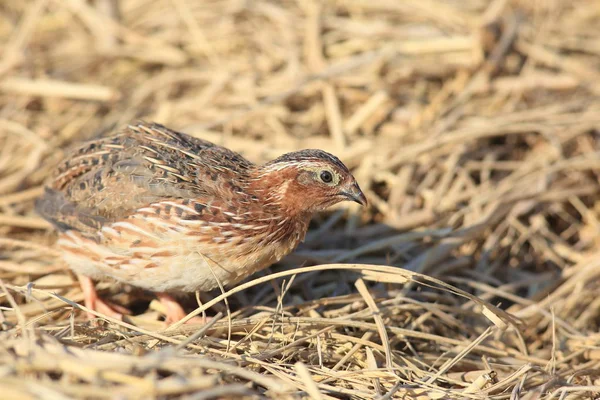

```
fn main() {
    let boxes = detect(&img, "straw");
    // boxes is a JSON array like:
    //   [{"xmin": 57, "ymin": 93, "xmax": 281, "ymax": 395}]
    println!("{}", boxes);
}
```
[{"xmin": 1, "ymin": 0, "xmax": 600, "ymax": 398}]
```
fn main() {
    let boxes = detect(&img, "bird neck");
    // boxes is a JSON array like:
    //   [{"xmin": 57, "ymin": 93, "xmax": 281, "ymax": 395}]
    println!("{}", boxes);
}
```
[{"xmin": 248, "ymin": 167, "xmax": 314, "ymax": 220}]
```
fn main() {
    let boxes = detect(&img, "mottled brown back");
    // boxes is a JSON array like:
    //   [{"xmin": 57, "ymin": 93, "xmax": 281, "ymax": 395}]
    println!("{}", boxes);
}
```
[{"xmin": 36, "ymin": 122, "xmax": 254, "ymax": 236}]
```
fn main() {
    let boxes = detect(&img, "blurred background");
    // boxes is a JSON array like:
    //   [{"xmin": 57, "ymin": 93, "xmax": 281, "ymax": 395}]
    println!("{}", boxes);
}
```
[{"xmin": 1, "ymin": 0, "xmax": 600, "ymax": 398}]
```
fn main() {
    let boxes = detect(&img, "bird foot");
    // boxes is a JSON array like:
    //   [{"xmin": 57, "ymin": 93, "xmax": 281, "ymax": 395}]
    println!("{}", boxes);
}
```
[
  {"xmin": 157, "ymin": 293, "xmax": 207, "ymax": 325},
  {"xmin": 88, "ymin": 297, "xmax": 131, "ymax": 320},
  {"xmin": 77, "ymin": 275, "xmax": 131, "ymax": 321}
]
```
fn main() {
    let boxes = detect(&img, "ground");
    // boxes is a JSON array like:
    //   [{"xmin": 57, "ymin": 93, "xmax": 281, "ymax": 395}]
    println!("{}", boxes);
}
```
[{"xmin": 1, "ymin": 0, "xmax": 600, "ymax": 398}]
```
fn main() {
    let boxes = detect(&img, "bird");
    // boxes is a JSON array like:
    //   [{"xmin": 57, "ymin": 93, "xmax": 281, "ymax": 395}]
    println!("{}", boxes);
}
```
[{"xmin": 36, "ymin": 121, "xmax": 367, "ymax": 324}]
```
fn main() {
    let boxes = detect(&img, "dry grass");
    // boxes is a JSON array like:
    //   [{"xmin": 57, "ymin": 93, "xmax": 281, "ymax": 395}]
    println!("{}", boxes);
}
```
[{"xmin": 1, "ymin": 0, "xmax": 600, "ymax": 398}]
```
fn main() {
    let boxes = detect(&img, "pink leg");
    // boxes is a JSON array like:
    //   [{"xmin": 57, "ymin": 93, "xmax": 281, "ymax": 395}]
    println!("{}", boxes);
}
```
[
  {"xmin": 157, "ymin": 292, "xmax": 205, "ymax": 325},
  {"xmin": 77, "ymin": 275, "xmax": 130, "ymax": 320}
]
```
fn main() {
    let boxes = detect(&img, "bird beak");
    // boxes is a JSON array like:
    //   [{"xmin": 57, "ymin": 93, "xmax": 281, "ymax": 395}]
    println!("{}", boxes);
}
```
[{"xmin": 342, "ymin": 182, "xmax": 368, "ymax": 206}]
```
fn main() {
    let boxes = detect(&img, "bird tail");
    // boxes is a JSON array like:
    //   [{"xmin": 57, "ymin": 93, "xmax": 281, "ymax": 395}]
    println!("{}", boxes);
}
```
[{"xmin": 36, "ymin": 187, "xmax": 105, "ymax": 236}]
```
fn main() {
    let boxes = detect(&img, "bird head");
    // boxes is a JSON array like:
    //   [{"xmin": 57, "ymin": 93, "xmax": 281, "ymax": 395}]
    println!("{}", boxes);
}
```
[{"xmin": 257, "ymin": 149, "xmax": 367, "ymax": 214}]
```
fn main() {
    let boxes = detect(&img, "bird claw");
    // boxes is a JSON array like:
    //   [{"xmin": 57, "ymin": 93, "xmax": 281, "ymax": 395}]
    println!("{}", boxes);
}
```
[
  {"xmin": 157, "ymin": 292, "xmax": 207, "ymax": 325},
  {"xmin": 78, "ymin": 274, "xmax": 131, "ymax": 321},
  {"xmin": 88, "ymin": 297, "xmax": 131, "ymax": 321}
]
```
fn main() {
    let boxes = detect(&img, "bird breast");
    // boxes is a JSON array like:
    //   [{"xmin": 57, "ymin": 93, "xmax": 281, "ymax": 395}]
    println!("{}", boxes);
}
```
[{"xmin": 57, "ymin": 199, "xmax": 311, "ymax": 293}]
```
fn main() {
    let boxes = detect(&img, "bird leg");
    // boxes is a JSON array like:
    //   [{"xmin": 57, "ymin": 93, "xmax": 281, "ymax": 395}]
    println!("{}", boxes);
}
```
[
  {"xmin": 156, "ymin": 292, "xmax": 206, "ymax": 324},
  {"xmin": 77, "ymin": 275, "xmax": 131, "ymax": 320}
]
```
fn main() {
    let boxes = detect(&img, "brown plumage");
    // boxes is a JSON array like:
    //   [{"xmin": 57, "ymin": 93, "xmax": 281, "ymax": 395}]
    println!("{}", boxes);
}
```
[{"xmin": 37, "ymin": 121, "xmax": 367, "ymax": 323}]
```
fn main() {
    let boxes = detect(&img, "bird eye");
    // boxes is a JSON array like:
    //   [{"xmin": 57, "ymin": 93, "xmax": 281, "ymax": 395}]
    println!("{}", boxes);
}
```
[{"xmin": 320, "ymin": 170, "xmax": 333, "ymax": 183}]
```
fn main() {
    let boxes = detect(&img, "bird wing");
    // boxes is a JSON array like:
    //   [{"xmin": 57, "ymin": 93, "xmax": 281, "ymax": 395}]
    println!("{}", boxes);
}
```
[{"xmin": 36, "ymin": 122, "xmax": 253, "ymax": 236}]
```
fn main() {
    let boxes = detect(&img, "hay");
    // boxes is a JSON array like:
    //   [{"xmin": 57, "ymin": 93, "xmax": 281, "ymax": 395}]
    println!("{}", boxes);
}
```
[{"xmin": 1, "ymin": 0, "xmax": 600, "ymax": 398}]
